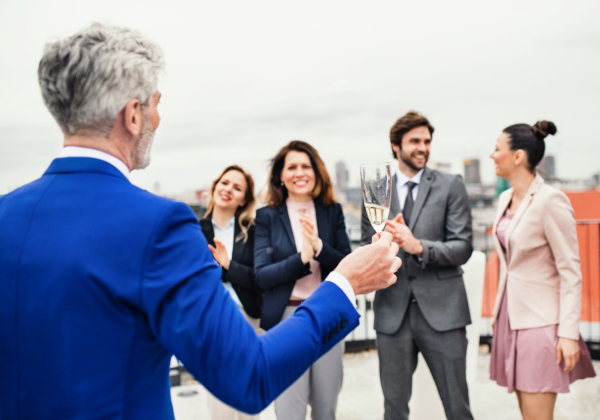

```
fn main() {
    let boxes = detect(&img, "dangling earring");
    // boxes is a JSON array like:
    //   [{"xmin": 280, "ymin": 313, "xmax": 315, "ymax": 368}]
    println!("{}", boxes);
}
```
[{"xmin": 281, "ymin": 182, "xmax": 285, "ymax": 186}]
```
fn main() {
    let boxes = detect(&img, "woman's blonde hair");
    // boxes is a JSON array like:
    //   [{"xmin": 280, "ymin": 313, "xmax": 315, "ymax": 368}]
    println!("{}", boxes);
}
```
[{"xmin": 204, "ymin": 165, "xmax": 256, "ymax": 243}]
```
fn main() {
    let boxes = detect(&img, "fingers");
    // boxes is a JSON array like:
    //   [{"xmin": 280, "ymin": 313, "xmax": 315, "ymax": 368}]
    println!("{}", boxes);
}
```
[
  {"xmin": 376, "ymin": 231, "xmax": 393, "ymax": 246},
  {"xmin": 556, "ymin": 343, "xmax": 562, "ymax": 366},
  {"xmin": 207, "ymin": 244, "xmax": 216, "ymax": 253},
  {"xmin": 371, "ymin": 233, "xmax": 381, "ymax": 243},
  {"xmin": 213, "ymin": 238, "xmax": 225, "ymax": 249},
  {"xmin": 397, "ymin": 214, "xmax": 406, "ymax": 225}
]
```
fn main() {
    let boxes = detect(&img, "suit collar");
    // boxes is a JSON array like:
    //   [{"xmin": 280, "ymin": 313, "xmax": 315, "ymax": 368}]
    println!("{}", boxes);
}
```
[
  {"xmin": 44, "ymin": 157, "xmax": 130, "ymax": 182},
  {"xmin": 278, "ymin": 200, "xmax": 327, "ymax": 247},
  {"xmin": 277, "ymin": 202, "xmax": 296, "ymax": 247},
  {"xmin": 495, "ymin": 174, "xmax": 545, "ymax": 261},
  {"xmin": 407, "ymin": 166, "xmax": 433, "ymax": 230}
]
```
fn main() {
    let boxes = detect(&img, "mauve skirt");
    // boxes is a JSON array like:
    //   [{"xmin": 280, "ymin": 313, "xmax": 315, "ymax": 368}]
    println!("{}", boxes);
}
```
[{"xmin": 490, "ymin": 291, "xmax": 596, "ymax": 393}]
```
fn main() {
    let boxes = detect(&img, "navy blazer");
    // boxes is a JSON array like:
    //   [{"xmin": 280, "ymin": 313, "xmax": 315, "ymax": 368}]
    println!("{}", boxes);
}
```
[
  {"xmin": 200, "ymin": 216, "xmax": 262, "ymax": 319},
  {"xmin": 0, "ymin": 157, "xmax": 359, "ymax": 419},
  {"xmin": 254, "ymin": 201, "xmax": 351, "ymax": 330}
]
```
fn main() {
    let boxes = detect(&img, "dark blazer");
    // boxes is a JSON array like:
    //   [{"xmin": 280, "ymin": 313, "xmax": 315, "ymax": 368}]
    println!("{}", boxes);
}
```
[
  {"xmin": 361, "ymin": 167, "xmax": 473, "ymax": 333},
  {"xmin": 0, "ymin": 157, "xmax": 360, "ymax": 418},
  {"xmin": 255, "ymin": 201, "xmax": 351, "ymax": 330},
  {"xmin": 200, "ymin": 216, "xmax": 262, "ymax": 319}
]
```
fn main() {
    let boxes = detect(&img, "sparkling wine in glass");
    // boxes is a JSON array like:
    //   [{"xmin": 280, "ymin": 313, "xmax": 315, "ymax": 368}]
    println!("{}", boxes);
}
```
[{"xmin": 360, "ymin": 162, "xmax": 392, "ymax": 233}]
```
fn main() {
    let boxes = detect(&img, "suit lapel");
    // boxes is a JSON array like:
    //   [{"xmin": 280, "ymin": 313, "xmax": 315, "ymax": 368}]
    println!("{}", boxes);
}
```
[
  {"xmin": 504, "ymin": 175, "xmax": 544, "ymax": 260},
  {"xmin": 199, "ymin": 218, "xmax": 216, "ymax": 247},
  {"xmin": 278, "ymin": 203, "xmax": 296, "ymax": 248},
  {"xmin": 390, "ymin": 173, "xmax": 401, "ymax": 220},
  {"xmin": 492, "ymin": 190, "xmax": 512, "ymax": 268},
  {"xmin": 408, "ymin": 167, "xmax": 433, "ymax": 231},
  {"xmin": 315, "ymin": 202, "xmax": 330, "ymax": 244},
  {"xmin": 232, "ymin": 217, "xmax": 244, "ymax": 262}
]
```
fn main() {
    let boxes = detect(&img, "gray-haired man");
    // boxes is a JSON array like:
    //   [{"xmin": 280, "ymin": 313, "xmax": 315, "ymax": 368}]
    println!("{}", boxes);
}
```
[
  {"xmin": 0, "ymin": 23, "xmax": 401, "ymax": 419},
  {"xmin": 362, "ymin": 111, "xmax": 474, "ymax": 420}
]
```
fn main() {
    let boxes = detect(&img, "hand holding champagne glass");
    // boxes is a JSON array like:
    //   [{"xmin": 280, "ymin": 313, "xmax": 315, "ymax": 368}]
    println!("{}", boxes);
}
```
[{"xmin": 360, "ymin": 162, "xmax": 392, "ymax": 233}]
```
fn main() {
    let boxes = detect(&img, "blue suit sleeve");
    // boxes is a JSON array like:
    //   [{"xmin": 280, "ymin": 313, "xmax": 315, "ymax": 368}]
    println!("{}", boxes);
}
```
[{"xmin": 140, "ymin": 202, "xmax": 359, "ymax": 414}]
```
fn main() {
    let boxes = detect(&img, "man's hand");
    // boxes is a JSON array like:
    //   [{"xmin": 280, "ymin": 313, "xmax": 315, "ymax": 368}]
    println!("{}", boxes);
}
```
[
  {"xmin": 335, "ymin": 232, "xmax": 402, "ymax": 295},
  {"xmin": 208, "ymin": 238, "xmax": 230, "ymax": 270},
  {"xmin": 384, "ymin": 214, "xmax": 423, "ymax": 256}
]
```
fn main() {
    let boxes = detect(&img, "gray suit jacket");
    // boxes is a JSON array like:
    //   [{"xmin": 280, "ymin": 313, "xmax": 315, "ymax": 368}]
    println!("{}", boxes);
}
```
[{"xmin": 361, "ymin": 166, "xmax": 473, "ymax": 334}]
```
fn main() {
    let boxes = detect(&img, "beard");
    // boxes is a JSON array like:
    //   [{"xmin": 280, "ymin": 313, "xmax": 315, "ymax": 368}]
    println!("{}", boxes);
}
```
[
  {"xmin": 133, "ymin": 112, "xmax": 155, "ymax": 170},
  {"xmin": 399, "ymin": 149, "xmax": 428, "ymax": 172}
]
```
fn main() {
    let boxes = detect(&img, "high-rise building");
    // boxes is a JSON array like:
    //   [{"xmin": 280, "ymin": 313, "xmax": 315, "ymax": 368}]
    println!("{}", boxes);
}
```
[
  {"xmin": 335, "ymin": 161, "xmax": 349, "ymax": 192},
  {"xmin": 463, "ymin": 159, "xmax": 481, "ymax": 184},
  {"xmin": 539, "ymin": 155, "xmax": 556, "ymax": 180}
]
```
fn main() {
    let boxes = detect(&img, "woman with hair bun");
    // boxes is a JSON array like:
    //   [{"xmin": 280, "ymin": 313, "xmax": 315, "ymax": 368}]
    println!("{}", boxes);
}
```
[{"xmin": 489, "ymin": 121, "xmax": 595, "ymax": 419}]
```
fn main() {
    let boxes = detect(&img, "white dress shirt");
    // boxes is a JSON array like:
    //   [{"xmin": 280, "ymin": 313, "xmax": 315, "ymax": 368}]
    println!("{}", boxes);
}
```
[
  {"xmin": 211, "ymin": 217, "xmax": 242, "ymax": 306},
  {"xmin": 58, "ymin": 146, "xmax": 130, "ymax": 179},
  {"xmin": 395, "ymin": 168, "xmax": 424, "ymax": 211}
]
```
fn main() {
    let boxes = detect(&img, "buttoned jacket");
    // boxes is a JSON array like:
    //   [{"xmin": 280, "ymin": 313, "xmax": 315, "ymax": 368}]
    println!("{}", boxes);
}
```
[{"xmin": 492, "ymin": 174, "xmax": 582, "ymax": 340}]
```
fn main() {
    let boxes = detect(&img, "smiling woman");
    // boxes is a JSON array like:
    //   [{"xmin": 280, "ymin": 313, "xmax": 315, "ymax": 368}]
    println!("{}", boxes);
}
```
[{"xmin": 254, "ymin": 141, "xmax": 351, "ymax": 420}]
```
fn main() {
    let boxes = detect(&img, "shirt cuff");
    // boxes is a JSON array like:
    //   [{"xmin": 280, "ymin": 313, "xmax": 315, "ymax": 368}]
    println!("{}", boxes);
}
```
[
  {"xmin": 314, "ymin": 239, "xmax": 324, "ymax": 257},
  {"xmin": 325, "ymin": 271, "xmax": 358, "ymax": 309}
]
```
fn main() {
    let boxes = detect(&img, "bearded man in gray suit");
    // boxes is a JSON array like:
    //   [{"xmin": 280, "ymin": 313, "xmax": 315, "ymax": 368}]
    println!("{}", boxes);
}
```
[{"xmin": 361, "ymin": 111, "xmax": 474, "ymax": 420}]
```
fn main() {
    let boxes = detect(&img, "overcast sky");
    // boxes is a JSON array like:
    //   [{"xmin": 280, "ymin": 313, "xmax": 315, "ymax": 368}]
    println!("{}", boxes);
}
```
[{"xmin": 1, "ymin": 0, "xmax": 599, "ymax": 196}]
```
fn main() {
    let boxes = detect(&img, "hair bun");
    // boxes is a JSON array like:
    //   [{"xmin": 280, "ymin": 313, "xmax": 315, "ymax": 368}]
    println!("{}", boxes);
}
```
[{"xmin": 532, "ymin": 121, "xmax": 557, "ymax": 140}]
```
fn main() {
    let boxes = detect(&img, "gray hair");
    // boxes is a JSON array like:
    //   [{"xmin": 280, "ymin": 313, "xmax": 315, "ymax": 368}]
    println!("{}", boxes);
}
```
[{"xmin": 38, "ymin": 23, "xmax": 165, "ymax": 137}]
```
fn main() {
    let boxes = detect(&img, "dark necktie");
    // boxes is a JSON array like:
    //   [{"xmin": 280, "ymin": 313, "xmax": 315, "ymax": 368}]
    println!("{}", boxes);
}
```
[{"xmin": 402, "ymin": 181, "xmax": 417, "ymax": 226}]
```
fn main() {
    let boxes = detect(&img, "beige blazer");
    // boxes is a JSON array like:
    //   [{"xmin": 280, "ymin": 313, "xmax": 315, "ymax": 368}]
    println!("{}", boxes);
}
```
[{"xmin": 492, "ymin": 174, "xmax": 582, "ymax": 340}]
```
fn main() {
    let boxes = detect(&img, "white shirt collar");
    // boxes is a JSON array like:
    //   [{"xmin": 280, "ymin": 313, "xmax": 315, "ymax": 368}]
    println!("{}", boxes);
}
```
[
  {"xmin": 396, "ymin": 168, "xmax": 424, "ymax": 187},
  {"xmin": 211, "ymin": 216, "xmax": 236, "ymax": 231},
  {"xmin": 58, "ymin": 146, "xmax": 130, "ymax": 179}
]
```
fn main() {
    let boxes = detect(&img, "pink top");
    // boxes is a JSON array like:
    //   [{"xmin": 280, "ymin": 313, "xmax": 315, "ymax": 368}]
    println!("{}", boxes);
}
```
[
  {"xmin": 286, "ymin": 199, "xmax": 322, "ymax": 300},
  {"xmin": 496, "ymin": 208, "xmax": 514, "ymax": 254}
]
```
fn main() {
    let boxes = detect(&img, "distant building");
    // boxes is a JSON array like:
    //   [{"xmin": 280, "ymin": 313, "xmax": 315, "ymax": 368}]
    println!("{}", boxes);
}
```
[
  {"xmin": 464, "ymin": 159, "xmax": 481, "ymax": 185},
  {"xmin": 345, "ymin": 187, "xmax": 363, "ymax": 206},
  {"xmin": 335, "ymin": 161, "xmax": 349, "ymax": 192},
  {"xmin": 539, "ymin": 155, "xmax": 556, "ymax": 180},
  {"xmin": 428, "ymin": 161, "xmax": 452, "ymax": 173}
]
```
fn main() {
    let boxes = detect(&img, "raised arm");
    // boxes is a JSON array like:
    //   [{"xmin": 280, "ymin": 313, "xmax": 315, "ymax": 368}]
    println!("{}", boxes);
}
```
[{"xmin": 142, "ymin": 202, "xmax": 400, "ymax": 413}]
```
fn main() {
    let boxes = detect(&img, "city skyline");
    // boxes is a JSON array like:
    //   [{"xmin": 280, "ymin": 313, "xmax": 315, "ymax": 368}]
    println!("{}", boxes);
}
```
[{"xmin": 1, "ymin": 1, "xmax": 599, "ymax": 196}]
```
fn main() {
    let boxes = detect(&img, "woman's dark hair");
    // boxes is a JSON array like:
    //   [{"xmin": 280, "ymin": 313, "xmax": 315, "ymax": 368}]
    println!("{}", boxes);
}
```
[
  {"xmin": 503, "ymin": 120, "xmax": 557, "ymax": 172},
  {"xmin": 263, "ymin": 140, "xmax": 336, "ymax": 208}
]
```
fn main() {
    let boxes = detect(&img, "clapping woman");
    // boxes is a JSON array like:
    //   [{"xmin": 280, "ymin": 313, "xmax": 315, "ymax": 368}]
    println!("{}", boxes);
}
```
[
  {"xmin": 489, "ymin": 121, "xmax": 595, "ymax": 420},
  {"xmin": 254, "ymin": 141, "xmax": 351, "ymax": 420},
  {"xmin": 200, "ymin": 165, "xmax": 263, "ymax": 420}
]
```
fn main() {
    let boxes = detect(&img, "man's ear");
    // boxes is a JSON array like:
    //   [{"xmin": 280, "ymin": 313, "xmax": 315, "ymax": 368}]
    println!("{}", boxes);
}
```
[
  {"xmin": 392, "ymin": 143, "xmax": 400, "ymax": 157},
  {"xmin": 122, "ymin": 99, "xmax": 142, "ymax": 137}
]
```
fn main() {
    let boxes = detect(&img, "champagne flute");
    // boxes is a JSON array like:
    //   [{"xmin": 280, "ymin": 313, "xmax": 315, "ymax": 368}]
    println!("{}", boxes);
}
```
[{"xmin": 360, "ymin": 162, "xmax": 392, "ymax": 233}]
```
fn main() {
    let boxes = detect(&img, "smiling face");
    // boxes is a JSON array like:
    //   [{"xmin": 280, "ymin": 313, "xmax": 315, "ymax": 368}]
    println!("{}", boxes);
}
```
[
  {"xmin": 490, "ymin": 132, "xmax": 515, "ymax": 178},
  {"xmin": 281, "ymin": 151, "xmax": 316, "ymax": 202},
  {"xmin": 212, "ymin": 169, "xmax": 248, "ymax": 211},
  {"xmin": 392, "ymin": 125, "xmax": 431, "ymax": 176}
]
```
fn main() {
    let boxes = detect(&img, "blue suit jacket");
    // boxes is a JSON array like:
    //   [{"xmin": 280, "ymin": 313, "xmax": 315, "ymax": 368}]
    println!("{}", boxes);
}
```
[
  {"xmin": 0, "ymin": 158, "xmax": 359, "ymax": 419},
  {"xmin": 254, "ymin": 201, "xmax": 351, "ymax": 330}
]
